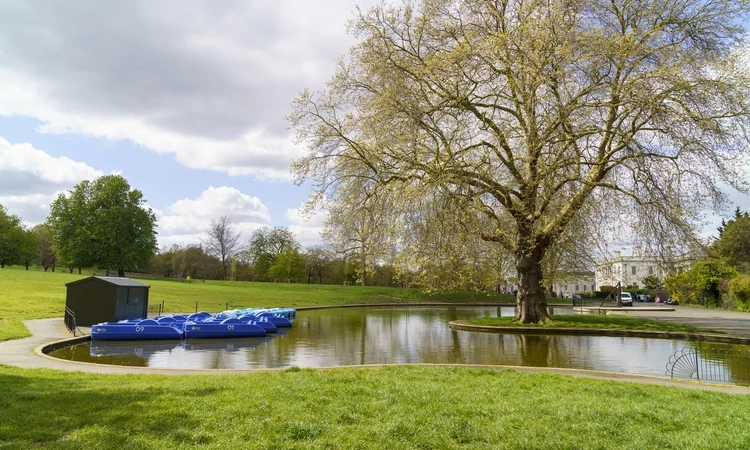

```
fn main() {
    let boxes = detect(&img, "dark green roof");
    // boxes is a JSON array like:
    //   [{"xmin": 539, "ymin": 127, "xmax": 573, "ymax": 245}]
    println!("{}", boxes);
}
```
[{"xmin": 65, "ymin": 276, "xmax": 150, "ymax": 288}]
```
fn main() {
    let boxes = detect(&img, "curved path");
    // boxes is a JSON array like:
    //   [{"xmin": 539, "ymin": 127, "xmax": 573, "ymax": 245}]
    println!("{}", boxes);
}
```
[{"xmin": 0, "ymin": 312, "xmax": 748, "ymax": 394}]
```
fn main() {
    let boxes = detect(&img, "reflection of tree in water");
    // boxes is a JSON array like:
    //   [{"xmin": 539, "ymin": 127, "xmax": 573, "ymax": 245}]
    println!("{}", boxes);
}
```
[
  {"xmin": 514, "ymin": 334, "xmax": 551, "ymax": 367},
  {"xmin": 510, "ymin": 334, "xmax": 596, "ymax": 371}
]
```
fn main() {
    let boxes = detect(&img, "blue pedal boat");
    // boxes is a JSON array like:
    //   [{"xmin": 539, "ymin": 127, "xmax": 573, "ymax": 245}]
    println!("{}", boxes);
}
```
[
  {"xmin": 237, "ymin": 315, "xmax": 277, "ymax": 333},
  {"xmin": 91, "ymin": 319, "xmax": 184, "ymax": 341},
  {"xmin": 252, "ymin": 312, "xmax": 292, "ymax": 328},
  {"xmin": 182, "ymin": 318, "xmax": 266, "ymax": 339}
]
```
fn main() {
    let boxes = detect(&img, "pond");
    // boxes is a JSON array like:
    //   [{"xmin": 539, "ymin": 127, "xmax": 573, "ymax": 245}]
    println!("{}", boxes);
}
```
[{"xmin": 49, "ymin": 306, "xmax": 750, "ymax": 381}]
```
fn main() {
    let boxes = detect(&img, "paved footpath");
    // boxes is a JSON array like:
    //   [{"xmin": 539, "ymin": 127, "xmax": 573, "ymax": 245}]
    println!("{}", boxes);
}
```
[
  {"xmin": 624, "ymin": 304, "xmax": 750, "ymax": 337},
  {"xmin": 1, "ymin": 315, "xmax": 749, "ymax": 393}
]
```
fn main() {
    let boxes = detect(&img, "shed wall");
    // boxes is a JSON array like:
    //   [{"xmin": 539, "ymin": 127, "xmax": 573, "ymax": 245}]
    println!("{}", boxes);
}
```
[
  {"xmin": 114, "ymin": 287, "xmax": 148, "ymax": 321},
  {"xmin": 65, "ymin": 282, "xmax": 117, "ymax": 326}
]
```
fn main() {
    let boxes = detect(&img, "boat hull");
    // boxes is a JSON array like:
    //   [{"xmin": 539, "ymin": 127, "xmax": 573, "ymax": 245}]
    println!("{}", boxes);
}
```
[
  {"xmin": 182, "ymin": 320, "xmax": 266, "ymax": 339},
  {"xmin": 91, "ymin": 322, "xmax": 183, "ymax": 341}
]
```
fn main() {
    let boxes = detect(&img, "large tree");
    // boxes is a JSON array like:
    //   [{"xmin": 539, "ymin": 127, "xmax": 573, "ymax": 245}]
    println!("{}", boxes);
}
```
[
  {"xmin": 48, "ymin": 175, "xmax": 158, "ymax": 276},
  {"xmin": 18, "ymin": 228, "xmax": 39, "ymax": 271},
  {"xmin": 246, "ymin": 226, "xmax": 300, "ymax": 280},
  {"xmin": 713, "ymin": 209, "xmax": 750, "ymax": 273},
  {"xmin": 0, "ymin": 205, "xmax": 24, "ymax": 268},
  {"xmin": 203, "ymin": 215, "xmax": 243, "ymax": 279},
  {"xmin": 33, "ymin": 224, "xmax": 57, "ymax": 272},
  {"xmin": 291, "ymin": 0, "xmax": 750, "ymax": 323}
]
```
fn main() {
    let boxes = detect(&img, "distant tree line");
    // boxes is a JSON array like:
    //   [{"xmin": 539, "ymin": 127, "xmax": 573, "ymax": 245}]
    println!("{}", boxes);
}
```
[
  {"xmin": 0, "ymin": 175, "xmax": 401, "ymax": 286},
  {"xmin": 151, "ymin": 223, "xmax": 398, "ymax": 285}
]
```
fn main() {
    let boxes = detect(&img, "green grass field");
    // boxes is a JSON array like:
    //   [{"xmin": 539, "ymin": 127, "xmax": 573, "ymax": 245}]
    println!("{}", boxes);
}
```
[
  {"xmin": 3, "ymin": 267, "xmax": 750, "ymax": 448},
  {"xmin": 468, "ymin": 315, "xmax": 724, "ymax": 334},
  {"xmin": 0, "ymin": 266, "xmax": 518, "ymax": 341},
  {"xmin": 2, "ymin": 365, "xmax": 750, "ymax": 449}
]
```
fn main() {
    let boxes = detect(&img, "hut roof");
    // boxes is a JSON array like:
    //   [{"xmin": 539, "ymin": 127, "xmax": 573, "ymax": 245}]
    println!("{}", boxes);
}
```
[{"xmin": 65, "ymin": 276, "xmax": 150, "ymax": 288}]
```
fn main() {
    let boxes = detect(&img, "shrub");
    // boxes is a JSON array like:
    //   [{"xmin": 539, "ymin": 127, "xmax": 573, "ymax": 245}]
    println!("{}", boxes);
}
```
[
  {"xmin": 729, "ymin": 274, "xmax": 750, "ymax": 312},
  {"xmin": 665, "ymin": 259, "xmax": 736, "ymax": 308}
]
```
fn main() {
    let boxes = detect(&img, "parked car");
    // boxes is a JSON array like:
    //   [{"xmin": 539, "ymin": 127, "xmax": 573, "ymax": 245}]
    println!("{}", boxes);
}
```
[{"xmin": 620, "ymin": 292, "xmax": 634, "ymax": 306}]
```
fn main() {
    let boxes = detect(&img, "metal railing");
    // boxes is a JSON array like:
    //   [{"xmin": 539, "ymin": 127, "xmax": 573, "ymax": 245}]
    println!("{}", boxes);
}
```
[
  {"xmin": 64, "ymin": 306, "xmax": 77, "ymax": 336},
  {"xmin": 64, "ymin": 306, "xmax": 86, "ymax": 337},
  {"xmin": 600, "ymin": 282, "xmax": 621, "ymax": 307},
  {"xmin": 666, "ymin": 347, "xmax": 750, "ymax": 386}
]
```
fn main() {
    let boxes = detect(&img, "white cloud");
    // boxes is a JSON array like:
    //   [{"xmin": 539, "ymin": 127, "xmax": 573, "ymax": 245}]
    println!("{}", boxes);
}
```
[
  {"xmin": 0, "ymin": 1, "xmax": 379, "ymax": 179},
  {"xmin": 156, "ymin": 185, "xmax": 270, "ymax": 248},
  {"xmin": 285, "ymin": 202, "xmax": 327, "ymax": 247},
  {"xmin": 0, "ymin": 137, "xmax": 103, "ymax": 224},
  {"xmin": 0, "ymin": 136, "xmax": 103, "ymax": 186}
]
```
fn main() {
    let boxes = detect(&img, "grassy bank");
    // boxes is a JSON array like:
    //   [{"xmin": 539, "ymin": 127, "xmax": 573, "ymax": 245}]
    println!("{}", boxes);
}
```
[
  {"xmin": 0, "ymin": 267, "xmax": 519, "ymax": 341},
  {"xmin": 1, "ymin": 364, "xmax": 749, "ymax": 449},
  {"xmin": 468, "ymin": 315, "xmax": 723, "ymax": 333}
]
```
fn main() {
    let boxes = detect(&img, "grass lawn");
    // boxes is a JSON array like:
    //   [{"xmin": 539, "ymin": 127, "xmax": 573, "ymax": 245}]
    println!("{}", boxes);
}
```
[
  {"xmin": 468, "ymin": 315, "xmax": 724, "ymax": 334},
  {"xmin": 0, "ymin": 266, "xmax": 519, "ymax": 341},
  {"xmin": 2, "ymin": 364, "xmax": 749, "ymax": 450},
  {"xmin": 3, "ymin": 268, "xmax": 750, "ymax": 449}
]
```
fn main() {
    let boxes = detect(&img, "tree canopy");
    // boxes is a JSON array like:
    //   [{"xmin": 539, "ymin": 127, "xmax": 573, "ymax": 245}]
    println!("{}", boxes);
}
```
[
  {"xmin": 291, "ymin": 0, "xmax": 750, "ymax": 323},
  {"xmin": 245, "ymin": 226, "xmax": 300, "ymax": 280},
  {"xmin": 47, "ymin": 175, "xmax": 158, "ymax": 276},
  {"xmin": 713, "ymin": 209, "xmax": 750, "ymax": 273},
  {"xmin": 0, "ymin": 205, "xmax": 25, "ymax": 268}
]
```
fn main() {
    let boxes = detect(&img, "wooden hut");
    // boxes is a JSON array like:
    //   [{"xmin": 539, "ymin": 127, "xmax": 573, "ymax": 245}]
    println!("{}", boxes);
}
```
[{"xmin": 65, "ymin": 276, "xmax": 150, "ymax": 326}]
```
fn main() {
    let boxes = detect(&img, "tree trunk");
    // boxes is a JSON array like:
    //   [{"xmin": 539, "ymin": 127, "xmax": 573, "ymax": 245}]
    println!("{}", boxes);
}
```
[
  {"xmin": 25, "ymin": 263, "xmax": 29, "ymax": 270},
  {"xmin": 514, "ymin": 246, "xmax": 551, "ymax": 324},
  {"xmin": 68, "ymin": 267, "xmax": 73, "ymax": 273},
  {"xmin": 78, "ymin": 267, "xmax": 81, "ymax": 274},
  {"xmin": 360, "ymin": 250, "xmax": 367, "ymax": 286},
  {"xmin": 118, "ymin": 268, "xmax": 125, "ymax": 277}
]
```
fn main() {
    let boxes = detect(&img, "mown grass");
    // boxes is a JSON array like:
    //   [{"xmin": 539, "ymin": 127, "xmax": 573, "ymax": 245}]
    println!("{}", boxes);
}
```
[
  {"xmin": 468, "ymin": 314, "xmax": 724, "ymax": 333},
  {"xmin": 1, "ymin": 364, "xmax": 749, "ymax": 449},
  {"xmin": 0, "ymin": 266, "xmax": 519, "ymax": 341}
]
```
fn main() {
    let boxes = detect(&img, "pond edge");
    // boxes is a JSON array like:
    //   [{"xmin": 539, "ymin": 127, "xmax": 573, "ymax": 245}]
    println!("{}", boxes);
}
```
[{"xmin": 449, "ymin": 320, "xmax": 750, "ymax": 344}]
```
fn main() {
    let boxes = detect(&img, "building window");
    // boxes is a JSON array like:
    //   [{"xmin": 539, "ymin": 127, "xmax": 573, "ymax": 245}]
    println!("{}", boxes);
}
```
[
  {"xmin": 632, "ymin": 266, "xmax": 636, "ymax": 275},
  {"xmin": 575, "ymin": 285, "xmax": 579, "ymax": 292},
  {"xmin": 649, "ymin": 266, "xmax": 653, "ymax": 275}
]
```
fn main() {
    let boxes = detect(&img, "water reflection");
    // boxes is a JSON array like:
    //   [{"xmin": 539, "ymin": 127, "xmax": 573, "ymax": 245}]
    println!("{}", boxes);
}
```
[{"xmin": 49, "ymin": 307, "xmax": 750, "ymax": 379}]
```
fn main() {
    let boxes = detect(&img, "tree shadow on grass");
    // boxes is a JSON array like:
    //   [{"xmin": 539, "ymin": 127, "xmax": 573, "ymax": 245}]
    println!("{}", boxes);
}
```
[{"xmin": 0, "ymin": 368, "xmax": 218, "ymax": 449}]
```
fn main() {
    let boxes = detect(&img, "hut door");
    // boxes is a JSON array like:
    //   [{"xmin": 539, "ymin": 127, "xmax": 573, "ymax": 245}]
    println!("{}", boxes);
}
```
[{"xmin": 125, "ymin": 288, "xmax": 145, "ymax": 319}]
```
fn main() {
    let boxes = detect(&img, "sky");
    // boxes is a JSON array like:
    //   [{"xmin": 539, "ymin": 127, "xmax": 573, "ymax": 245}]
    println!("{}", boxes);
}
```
[{"xmin": 0, "ymin": 0, "xmax": 748, "ymax": 252}]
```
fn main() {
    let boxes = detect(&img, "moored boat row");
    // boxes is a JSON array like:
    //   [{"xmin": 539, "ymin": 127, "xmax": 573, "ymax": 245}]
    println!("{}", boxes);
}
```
[{"xmin": 91, "ymin": 308, "xmax": 295, "ymax": 341}]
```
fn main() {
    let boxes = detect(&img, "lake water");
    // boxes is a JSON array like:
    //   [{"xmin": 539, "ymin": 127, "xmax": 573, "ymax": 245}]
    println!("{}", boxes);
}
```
[{"xmin": 48, "ymin": 306, "xmax": 750, "ymax": 381}]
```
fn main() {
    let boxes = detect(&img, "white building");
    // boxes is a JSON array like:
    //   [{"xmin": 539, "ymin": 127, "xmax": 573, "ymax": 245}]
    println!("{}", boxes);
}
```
[
  {"xmin": 595, "ymin": 248, "xmax": 695, "ymax": 290},
  {"xmin": 552, "ymin": 271, "xmax": 596, "ymax": 297}
]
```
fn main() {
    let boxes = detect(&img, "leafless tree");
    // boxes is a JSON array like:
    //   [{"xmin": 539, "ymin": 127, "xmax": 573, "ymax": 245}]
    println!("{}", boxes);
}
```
[{"xmin": 203, "ymin": 215, "xmax": 242, "ymax": 279}]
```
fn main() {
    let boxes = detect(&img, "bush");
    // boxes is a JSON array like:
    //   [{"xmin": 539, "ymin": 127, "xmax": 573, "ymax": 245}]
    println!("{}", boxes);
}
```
[
  {"xmin": 729, "ymin": 274, "xmax": 750, "ymax": 312},
  {"xmin": 665, "ymin": 259, "xmax": 736, "ymax": 308}
]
